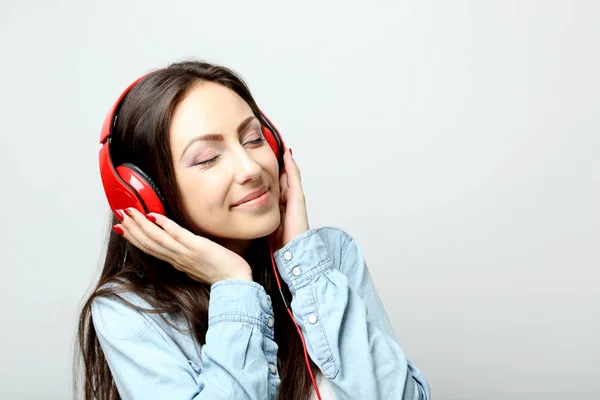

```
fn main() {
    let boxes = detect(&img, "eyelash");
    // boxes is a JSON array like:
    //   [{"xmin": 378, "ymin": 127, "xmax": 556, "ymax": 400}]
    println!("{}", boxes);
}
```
[{"xmin": 194, "ymin": 137, "xmax": 266, "ymax": 167}]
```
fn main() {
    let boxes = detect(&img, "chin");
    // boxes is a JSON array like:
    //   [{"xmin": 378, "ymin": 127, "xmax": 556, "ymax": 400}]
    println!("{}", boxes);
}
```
[
  {"xmin": 232, "ymin": 210, "xmax": 281, "ymax": 240},
  {"xmin": 198, "ymin": 207, "xmax": 281, "ymax": 241}
]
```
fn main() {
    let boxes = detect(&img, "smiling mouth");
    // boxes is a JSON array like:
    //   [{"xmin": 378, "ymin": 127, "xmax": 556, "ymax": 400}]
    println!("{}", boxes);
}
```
[{"xmin": 231, "ymin": 189, "xmax": 271, "ymax": 209}]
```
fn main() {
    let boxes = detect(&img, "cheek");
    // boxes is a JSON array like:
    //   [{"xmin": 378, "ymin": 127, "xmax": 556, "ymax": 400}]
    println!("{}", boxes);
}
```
[
  {"xmin": 176, "ymin": 171, "xmax": 226, "ymax": 213},
  {"xmin": 260, "ymin": 149, "xmax": 280, "ymax": 183}
]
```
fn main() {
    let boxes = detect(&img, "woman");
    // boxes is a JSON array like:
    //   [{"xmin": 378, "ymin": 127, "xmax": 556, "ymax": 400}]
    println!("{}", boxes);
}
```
[{"xmin": 75, "ymin": 60, "xmax": 430, "ymax": 400}]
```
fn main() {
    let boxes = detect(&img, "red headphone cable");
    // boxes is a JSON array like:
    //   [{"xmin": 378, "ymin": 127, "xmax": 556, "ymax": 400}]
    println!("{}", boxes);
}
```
[{"xmin": 268, "ymin": 237, "xmax": 322, "ymax": 400}]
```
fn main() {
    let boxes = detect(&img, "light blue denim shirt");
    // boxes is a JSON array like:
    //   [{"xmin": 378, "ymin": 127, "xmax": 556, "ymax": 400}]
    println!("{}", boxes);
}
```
[{"xmin": 91, "ymin": 227, "xmax": 431, "ymax": 399}]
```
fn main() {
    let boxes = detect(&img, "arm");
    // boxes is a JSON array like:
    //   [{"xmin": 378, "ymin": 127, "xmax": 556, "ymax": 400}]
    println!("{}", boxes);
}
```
[
  {"xmin": 91, "ymin": 280, "xmax": 279, "ymax": 400},
  {"xmin": 273, "ymin": 228, "xmax": 431, "ymax": 400}
]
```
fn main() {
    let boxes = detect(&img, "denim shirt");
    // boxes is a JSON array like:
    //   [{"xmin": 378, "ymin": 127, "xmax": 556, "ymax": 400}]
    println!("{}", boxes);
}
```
[{"xmin": 91, "ymin": 227, "xmax": 431, "ymax": 399}]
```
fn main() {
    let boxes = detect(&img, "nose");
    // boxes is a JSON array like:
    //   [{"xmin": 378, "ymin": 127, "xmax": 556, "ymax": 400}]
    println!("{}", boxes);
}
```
[{"xmin": 232, "ymin": 147, "xmax": 262, "ymax": 184}]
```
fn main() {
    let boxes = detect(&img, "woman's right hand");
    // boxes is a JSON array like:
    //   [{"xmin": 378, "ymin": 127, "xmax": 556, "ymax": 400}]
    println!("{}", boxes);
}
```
[{"xmin": 112, "ymin": 208, "xmax": 253, "ymax": 285}]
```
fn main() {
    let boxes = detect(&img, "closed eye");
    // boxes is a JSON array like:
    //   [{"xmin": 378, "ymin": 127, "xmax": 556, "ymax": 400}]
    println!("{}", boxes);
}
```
[
  {"xmin": 193, "ymin": 155, "xmax": 220, "ymax": 167},
  {"xmin": 244, "ymin": 138, "xmax": 266, "ymax": 145},
  {"xmin": 193, "ymin": 136, "xmax": 266, "ymax": 168}
]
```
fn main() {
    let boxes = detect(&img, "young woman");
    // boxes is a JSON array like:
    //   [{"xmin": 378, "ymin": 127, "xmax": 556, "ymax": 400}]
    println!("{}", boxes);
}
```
[{"xmin": 75, "ymin": 60, "xmax": 430, "ymax": 400}]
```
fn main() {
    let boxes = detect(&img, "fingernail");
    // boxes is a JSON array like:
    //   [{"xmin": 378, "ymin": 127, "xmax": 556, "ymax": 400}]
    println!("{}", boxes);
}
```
[
  {"xmin": 146, "ymin": 213, "xmax": 156, "ymax": 223},
  {"xmin": 115, "ymin": 209, "xmax": 124, "ymax": 222},
  {"xmin": 112, "ymin": 225, "xmax": 124, "ymax": 235},
  {"xmin": 124, "ymin": 208, "xmax": 133, "ymax": 218},
  {"xmin": 289, "ymin": 148, "xmax": 293, "ymax": 156}
]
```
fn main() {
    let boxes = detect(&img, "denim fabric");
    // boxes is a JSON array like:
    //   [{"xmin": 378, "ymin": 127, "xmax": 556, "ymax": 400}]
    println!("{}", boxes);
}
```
[{"xmin": 91, "ymin": 227, "xmax": 430, "ymax": 399}]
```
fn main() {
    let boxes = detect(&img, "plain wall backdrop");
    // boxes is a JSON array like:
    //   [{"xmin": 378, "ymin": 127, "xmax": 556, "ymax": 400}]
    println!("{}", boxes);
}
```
[{"xmin": 1, "ymin": 1, "xmax": 598, "ymax": 399}]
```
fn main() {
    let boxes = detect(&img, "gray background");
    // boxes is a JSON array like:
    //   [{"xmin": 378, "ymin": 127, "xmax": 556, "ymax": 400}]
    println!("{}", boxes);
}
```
[{"xmin": 1, "ymin": 0, "xmax": 598, "ymax": 399}]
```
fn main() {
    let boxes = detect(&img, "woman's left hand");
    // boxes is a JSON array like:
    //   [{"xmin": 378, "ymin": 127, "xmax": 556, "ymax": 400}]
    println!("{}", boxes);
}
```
[{"xmin": 270, "ymin": 148, "xmax": 309, "ymax": 252}]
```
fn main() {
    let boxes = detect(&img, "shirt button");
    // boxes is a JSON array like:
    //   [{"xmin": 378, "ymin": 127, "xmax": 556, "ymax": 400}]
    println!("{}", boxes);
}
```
[
  {"xmin": 292, "ymin": 266, "xmax": 302, "ymax": 276},
  {"xmin": 308, "ymin": 314, "xmax": 318, "ymax": 324},
  {"xmin": 283, "ymin": 251, "xmax": 293, "ymax": 261},
  {"xmin": 269, "ymin": 363, "xmax": 277, "ymax": 374},
  {"xmin": 267, "ymin": 317, "xmax": 274, "ymax": 328}
]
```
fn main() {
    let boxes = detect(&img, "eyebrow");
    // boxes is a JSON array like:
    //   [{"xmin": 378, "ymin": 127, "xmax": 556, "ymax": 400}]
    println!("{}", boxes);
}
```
[{"xmin": 180, "ymin": 115, "xmax": 258, "ymax": 160}]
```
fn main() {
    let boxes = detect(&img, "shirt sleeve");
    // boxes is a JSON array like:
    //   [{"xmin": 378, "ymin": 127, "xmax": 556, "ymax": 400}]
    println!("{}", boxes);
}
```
[
  {"xmin": 273, "ymin": 228, "xmax": 431, "ymax": 400},
  {"xmin": 91, "ymin": 280, "xmax": 280, "ymax": 400}
]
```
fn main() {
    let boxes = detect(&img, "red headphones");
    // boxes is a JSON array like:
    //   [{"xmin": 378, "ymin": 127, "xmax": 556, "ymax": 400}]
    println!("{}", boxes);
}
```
[{"xmin": 99, "ymin": 74, "xmax": 287, "ymax": 217}]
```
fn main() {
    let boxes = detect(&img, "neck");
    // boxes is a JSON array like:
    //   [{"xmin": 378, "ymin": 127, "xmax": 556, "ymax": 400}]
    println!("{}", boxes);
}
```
[{"xmin": 216, "ymin": 238, "xmax": 252, "ymax": 256}]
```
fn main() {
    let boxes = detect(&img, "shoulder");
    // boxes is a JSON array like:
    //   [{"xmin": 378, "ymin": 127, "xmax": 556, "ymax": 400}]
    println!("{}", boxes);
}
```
[
  {"xmin": 91, "ymin": 282, "xmax": 193, "ymax": 345},
  {"xmin": 90, "ymin": 283, "xmax": 157, "ymax": 341},
  {"xmin": 89, "ymin": 284, "xmax": 204, "ymax": 388}
]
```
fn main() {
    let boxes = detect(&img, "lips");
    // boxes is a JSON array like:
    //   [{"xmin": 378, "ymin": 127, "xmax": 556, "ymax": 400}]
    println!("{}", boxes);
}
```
[{"xmin": 232, "ymin": 186, "xmax": 269, "ymax": 207}]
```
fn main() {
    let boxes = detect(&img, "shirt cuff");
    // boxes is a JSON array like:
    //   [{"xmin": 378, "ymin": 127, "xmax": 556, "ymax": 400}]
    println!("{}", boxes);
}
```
[
  {"xmin": 272, "ymin": 229, "xmax": 334, "ymax": 295},
  {"xmin": 209, "ymin": 280, "xmax": 275, "ymax": 339}
]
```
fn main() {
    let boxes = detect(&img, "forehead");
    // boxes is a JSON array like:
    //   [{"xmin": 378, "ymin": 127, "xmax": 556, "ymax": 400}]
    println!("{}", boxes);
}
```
[{"xmin": 170, "ymin": 81, "xmax": 254, "ymax": 146}]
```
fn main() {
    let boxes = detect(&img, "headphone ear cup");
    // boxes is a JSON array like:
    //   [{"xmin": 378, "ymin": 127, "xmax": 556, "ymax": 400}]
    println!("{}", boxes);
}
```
[
  {"xmin": 262, "ymin": 125, "xmax": 286, "ymax": 173},
  {"xmin": 262, "ymin": 125, "xmax": 280, "ymax": 158},
  {"xmin": 116, "ymin": 163, "xmax": 166, "ymax": 215},
  {"xmin": 100, "ymin": 142, "xmax": 148, "ymax": 217}
]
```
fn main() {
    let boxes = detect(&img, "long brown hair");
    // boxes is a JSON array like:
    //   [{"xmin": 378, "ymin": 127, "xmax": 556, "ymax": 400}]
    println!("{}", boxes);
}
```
[{"xmin": 74, "ymin": 60, "xmax": 320, "ymax": 399}]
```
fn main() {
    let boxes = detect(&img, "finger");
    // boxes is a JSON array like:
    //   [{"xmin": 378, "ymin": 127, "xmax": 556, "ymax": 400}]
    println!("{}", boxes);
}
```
[
  {"xmin": 279, "ymin": 170, "xmax": 289, "ymax": 192},
  {"xmin": 117, "ymin": 226, "xmax": 145, "ymax": 255},
  {"xmin": 121, "ymin": 209, "xmax": 186, "ymax": 258},
  {"xmin": 146, "ymin": 211, "xmax": 203, "ymax": 251},
  {"xmin": 280, "ymin": 187, "xmax": 289, "ymax": 205},
  {"xmin": 283, "ymin": 149, "xmax": 303, "ymax": 189},
  {"xmin": 114, "ymin": 223, "xmax": 169, "ymax": 262},
  {"xmin": 120, "ymin": 220, "xmax": 172, "ymax": 259},
  {"xmin": 113, "ymin": 224, "xmax": 142, "ymax": 249}
]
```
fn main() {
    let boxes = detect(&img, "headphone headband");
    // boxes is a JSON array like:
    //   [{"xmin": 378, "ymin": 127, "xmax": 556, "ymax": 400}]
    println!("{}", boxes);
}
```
[{"xmin": 100, "ymin": 76, "xmax": 146, "ymax": 145}]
